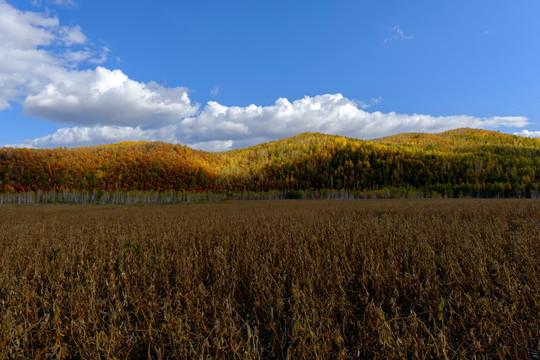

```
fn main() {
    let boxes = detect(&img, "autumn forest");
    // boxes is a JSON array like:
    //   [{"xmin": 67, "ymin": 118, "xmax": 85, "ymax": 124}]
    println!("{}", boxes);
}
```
[{"xmin": 1, "ymin": 128, "xmax": 539, "ymax": 200}]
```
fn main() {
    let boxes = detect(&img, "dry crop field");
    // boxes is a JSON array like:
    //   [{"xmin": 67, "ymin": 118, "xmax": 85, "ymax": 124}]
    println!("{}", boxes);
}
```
[{"xmin": 0, "ymin": 200, "xmax": 539, "ymax": 359}]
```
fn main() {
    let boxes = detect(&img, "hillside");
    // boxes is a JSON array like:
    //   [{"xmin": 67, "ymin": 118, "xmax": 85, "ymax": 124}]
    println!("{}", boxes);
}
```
[
  {"xmin": 374, "ymin": 128, "xmax": 539, "ymax": 149},
  {"xmin": 1, "ymin": 128, "xmax": 539, "ymax": 198}
]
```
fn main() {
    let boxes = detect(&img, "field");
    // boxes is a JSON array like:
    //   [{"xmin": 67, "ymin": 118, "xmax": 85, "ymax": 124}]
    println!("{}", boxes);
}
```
[{"xmin": 0, "ymin": 200, "xmax": 539, "ymax": 359}]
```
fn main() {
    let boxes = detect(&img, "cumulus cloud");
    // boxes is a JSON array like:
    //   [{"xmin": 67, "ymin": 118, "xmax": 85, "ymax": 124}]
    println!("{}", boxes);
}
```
[
  {"xmin": 57, "ymin": 25, "xmax": 86, "ymax": 46},
  {"xmin": 24, "ymin": 67, "xmax": 198, "ymax": 127},
  {"xmin": 0, "ymin": 0, "xmax": 101, "ymax": 108},
  {"xmin": 176, "ymin": 94, "xmax": 529, "ymax": 146},
  {"xmin": 0, "ymin": 0, "xmax": 197, "ymax": 125},
  {"xmin": 9, "ymin": 124, "xmax": 185, "ymax": 148},
  {"xmin": 11, "ymin": 94, "xmax": 531, "ymax": 151},
  {"xmin": 514, "ymin": 130, "xmax": 540, "ymax": 138}
]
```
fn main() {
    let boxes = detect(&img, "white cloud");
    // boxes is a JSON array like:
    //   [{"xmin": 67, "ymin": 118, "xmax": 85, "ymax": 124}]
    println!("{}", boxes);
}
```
[
  {"xmin": 514, "ymin": 130, "xmax": 540, "ymax": 138},
  {"xmin": 0, "ymin": 0, "xmax": 196, "ymax": 126},
  {"xmin": 187, "ymin": 140, "xmax": 234, "ymax": 152},
  {"xmin": 24, "ymin": 67, "xmax": 198, "ymax": 127},
  {"xmin": 87, "ymin": 46, "xmax": 110, "ymax": 65},
  {"xmin": 25, "ymin": 126, "xmax": 148, "ymax": 146},
  {"xmin": 384, "ymin": 25, "xmax": 413, "ymax": 46},
  {"xmin": 58, "ymin": 25, "xmax": 86, "ymax": 46},
  {"xmin": 0, "ymin": 0, "xmax": 98, "ymax": 109},
  {"xmin": 10, "ymin": 125, "xmax": 179, "ymax": 148},
  {"xmin": 358, "ymin": 97, "xmax": 382, "ymax": 109},
  {"xmin": 49, "ymin": 0, "xmax": 78, "ymax": 7},
  {"xmin": 0, "ymin": 1, "xmax": 58, "ymax": 49},
  {"xmin": 175, "ymin": 94, "xmax": 529, "ymax": 146},
  {"xmin": 12, "ymin": 93, "xmax": 531, "ymax": 151},
  {"xmin": 210, "ymin": 85, "xmax": 219, "ymax": 97},
  {"xmin": 31, "ymin": 0, "xmax": 78, "ymax": 8}
]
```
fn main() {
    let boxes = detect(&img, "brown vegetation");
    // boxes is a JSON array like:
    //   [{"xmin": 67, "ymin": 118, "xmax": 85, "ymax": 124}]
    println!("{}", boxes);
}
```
[{"xmin": 0, "ymin": 200, "xmax": 539, "ymax": 359}]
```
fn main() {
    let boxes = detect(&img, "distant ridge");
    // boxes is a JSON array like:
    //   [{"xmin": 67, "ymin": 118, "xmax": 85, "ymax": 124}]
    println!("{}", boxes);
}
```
[
  {"xmin": 1, "ymin": 128, "xmax": 539, "ymax": 198},
  {"xmin": 373, "ymin": 128, "xmax": 539, "ymax": 148}
]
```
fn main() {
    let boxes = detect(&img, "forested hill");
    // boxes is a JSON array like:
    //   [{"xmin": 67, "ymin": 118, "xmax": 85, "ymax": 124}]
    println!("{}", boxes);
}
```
[{"xmin": 1, "ymin": 128, "xmax": 539, "ymax": 198}]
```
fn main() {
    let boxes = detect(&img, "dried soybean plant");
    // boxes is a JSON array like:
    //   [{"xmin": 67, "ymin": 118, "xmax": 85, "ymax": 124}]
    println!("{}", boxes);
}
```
[{"xmin": 0, "ymin": 199, "xmax": 538, "ymax": 359}]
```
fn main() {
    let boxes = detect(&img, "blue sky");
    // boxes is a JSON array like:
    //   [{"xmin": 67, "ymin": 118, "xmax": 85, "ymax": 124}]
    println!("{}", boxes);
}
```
[{"xmin": 1, "ymin": 0, "xmax": 539, "ymax": 150}]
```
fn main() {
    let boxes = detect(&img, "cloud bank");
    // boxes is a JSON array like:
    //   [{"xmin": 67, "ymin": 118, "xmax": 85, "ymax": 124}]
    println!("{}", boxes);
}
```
[
  {"xmin": 13, "ymin": 94, "xmax": 530, "ymax": 151},
  {"xmin": 0, "ymin": 1, "xmax": 536, "ymax": 151}
]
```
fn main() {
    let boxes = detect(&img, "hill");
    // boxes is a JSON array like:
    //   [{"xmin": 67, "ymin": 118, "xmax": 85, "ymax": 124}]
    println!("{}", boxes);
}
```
[
  {"xmin": 1, "ymin": 128, "xmax": 539, "ymax": 198},
  {"xmin": 373, "ymin": 128, "xmax": 539, "ymax": 149}
]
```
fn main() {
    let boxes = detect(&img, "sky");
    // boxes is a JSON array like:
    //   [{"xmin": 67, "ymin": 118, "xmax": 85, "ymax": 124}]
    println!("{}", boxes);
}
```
[{"xmin": 1, "ymin": 0, "xmax": 539, "ymax": 151}]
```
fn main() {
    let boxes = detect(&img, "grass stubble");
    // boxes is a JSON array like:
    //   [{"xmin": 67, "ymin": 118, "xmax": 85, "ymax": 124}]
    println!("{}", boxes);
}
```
[{"xmin": 0, "ymin": 199, "xmax": 538, "ymax": 359}]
